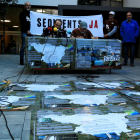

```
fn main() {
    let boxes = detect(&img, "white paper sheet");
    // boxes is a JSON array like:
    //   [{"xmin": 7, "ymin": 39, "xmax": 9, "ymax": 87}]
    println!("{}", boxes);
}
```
[
  {"xmin": 128, "ymin": 91, "xmax": 140, "ymax": 95},
  {"xmin": 0, "ymin": 96, "xmax": 23, "ymax": 106},
  {"xmin": 18, "ymin": 84, "xmax": 60, "ymax": 91},
  {"xmin": 43, "ymin": 113, "xmax": 131, "ymax": 136},
  {"xmin": 50, "ymin": 95, "xmax": 108, "ymax": 105},
  {"xmin": 80, "ymin": 82, "xmax": 121, "ymax": 88}
]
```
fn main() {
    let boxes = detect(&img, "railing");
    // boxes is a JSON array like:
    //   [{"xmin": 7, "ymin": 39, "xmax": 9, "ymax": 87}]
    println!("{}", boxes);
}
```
[
  {"xmin": 101, "ymin": 0, "xmax": 123, "ymax": 7},
  {"xmin": 0, "ymin": 31, "xmax": 21, "ymax": 35},
  {"xmin": 78, "ymin": 0, "xmax": 98, "ymax": 5},
  {"xmin": 78, "ymin": 0, "xmax": 123, "ymax": 7}
]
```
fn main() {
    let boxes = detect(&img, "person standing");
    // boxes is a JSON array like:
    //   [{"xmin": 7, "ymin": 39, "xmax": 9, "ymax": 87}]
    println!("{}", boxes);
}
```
[
  {"xmin": 19, "ymin": 1, "xmax": 31, "ymax": 65},
  {"xmin": 104, "ymin": 11, "xmax": 118, "ymax": 39},
  {"xmin": 120, "ymin": 12, "xmax": 139, "ymax": 67}
]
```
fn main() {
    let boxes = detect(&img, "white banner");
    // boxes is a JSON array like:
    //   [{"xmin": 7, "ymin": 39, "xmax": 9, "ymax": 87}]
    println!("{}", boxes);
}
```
[{"xmin": 30, "ymin": 11, "xmax": 104, "ymax": 37}]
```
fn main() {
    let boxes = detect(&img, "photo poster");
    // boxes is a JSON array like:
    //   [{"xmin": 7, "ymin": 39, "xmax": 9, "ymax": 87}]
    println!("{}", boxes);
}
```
[
  {"xmin": 76, "ymin": 39, "xmax": 122, "ymax": 69},
  {"xmin": 26, "ymin": 37, "xmax": 122, "ymax": 70},
  {"xmin": 26, "ymin": 37, "xmax": 75, "ymax": 70},
  {"xmin": 30, "ymin": 11, "xmax": 104, "ymax": 37}
]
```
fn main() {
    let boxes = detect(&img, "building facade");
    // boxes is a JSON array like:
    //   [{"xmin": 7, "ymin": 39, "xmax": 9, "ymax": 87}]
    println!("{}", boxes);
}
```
[{"xmin": 0, "ymin": 0, "xmax": 140, "ymax": 54}]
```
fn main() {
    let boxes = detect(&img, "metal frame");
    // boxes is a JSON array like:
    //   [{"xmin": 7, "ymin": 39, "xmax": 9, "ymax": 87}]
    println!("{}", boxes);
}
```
[
  {"xmin": 25, "ymin": 37, "xmax": 122, "ymax": 72},
  {"xmin": 58, "ymin": 5, "xmax": 140, "ymax": 15},
  {"xmin": 77, "ymin": 0, "xmax": 123, "ymax": 7}
]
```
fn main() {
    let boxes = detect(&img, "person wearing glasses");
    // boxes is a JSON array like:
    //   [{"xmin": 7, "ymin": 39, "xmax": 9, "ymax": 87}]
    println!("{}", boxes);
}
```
[
  {"xmin": 19, "ymin": 1, "xmax": 31, "ymax": 65},
  {"xmin": 44, "ymin": 19, "xmax": 67, "ymax": 38}
]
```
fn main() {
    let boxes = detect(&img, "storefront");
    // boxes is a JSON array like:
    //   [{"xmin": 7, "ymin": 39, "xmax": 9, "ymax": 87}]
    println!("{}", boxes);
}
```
[{"xmin": 0, "ymin": 6, "xmax": 58, "ymax": 54}]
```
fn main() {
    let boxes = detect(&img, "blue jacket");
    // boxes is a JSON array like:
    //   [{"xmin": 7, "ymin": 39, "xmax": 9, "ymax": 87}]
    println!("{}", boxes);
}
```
[{"xmin": 120, "ymin": 19, "xmax": 139, "ymax": 43}]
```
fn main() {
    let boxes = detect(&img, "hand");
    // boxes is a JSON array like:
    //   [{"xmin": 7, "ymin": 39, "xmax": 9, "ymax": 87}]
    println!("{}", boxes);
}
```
[
  {"xmin": 91, "ymin": 36, "xmax": 98, "ymax": 39},
  {"xmin": 77, "ymin": 36, "xmax": 84, "ymax": 39},
  {"xmin": 27, "ymin": 30, "xmax": 31, "ymax": 34},
  {"xmin": 104, "ymin": 34, "xmax": 108, "ymax": 38},
  {"xmin": 49, "ymin": 35, "xmax": 52, "ymax": 38},
  {"xmin": 70, "ymin": 36, "xmax": 75, "ymax": 38}
]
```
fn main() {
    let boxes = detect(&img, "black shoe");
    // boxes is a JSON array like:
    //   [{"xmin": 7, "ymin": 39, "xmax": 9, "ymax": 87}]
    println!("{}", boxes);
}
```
[
  {"xmin": 20, "ymin": 60, "xmax": 24, "ymax": 65},
  {"xmin": 131, "ymin": 63, "xmax": 134, "ymax": 67},
  {"xmin": 122, "ymin": 63, "xmax": 127, "ymax": 66}
]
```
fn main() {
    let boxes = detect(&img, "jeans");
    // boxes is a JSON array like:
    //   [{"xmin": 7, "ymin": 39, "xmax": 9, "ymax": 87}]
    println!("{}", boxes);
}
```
[
  {"xmin": 20, "ymin": 32, "xmax": 27, "ymax": 61},
  {"xmin": 123, "ymin": 42, "xmax": 135, "ymax": 64}
]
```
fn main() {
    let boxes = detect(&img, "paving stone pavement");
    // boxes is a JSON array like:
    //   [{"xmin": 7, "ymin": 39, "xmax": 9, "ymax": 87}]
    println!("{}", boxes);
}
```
[
  {"xmin": 1, "ymin": 55, "xmax": 140, "ymax": 140},
  {"xmin": 0, "ymin": 55, "xmax": 140, "ymax": 82},
  {"xmin": 0, "ymin": 111, "xmax": 31, "ymax": 140}
]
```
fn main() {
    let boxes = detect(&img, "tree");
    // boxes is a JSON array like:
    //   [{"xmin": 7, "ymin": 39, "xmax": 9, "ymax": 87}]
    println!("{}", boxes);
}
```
[{"xmin": 0, "ymin": 0, "xmax": 18, "ymax": 19}]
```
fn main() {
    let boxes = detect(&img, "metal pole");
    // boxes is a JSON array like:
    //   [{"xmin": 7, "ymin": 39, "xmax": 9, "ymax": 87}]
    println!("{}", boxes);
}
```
[
  {"xmin": 3, "ymin": 17, "xmax": 5, "ymax": 54},
  {"xmin": 34, "ymin": 121, "xmax": 35, "ymax": 140},
  {"xmin": 2, "ymin": 0, "xmax": 6, "ymax": 54}
]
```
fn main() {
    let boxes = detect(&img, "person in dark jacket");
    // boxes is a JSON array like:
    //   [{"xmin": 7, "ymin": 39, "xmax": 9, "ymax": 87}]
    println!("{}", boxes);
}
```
[
  {"xmin": 51, "ymin": 19, "xmax": 64, "ymax": 37},
  {"xmin": 120, "ymin": 12, "xmax": 139, "ymax": 67},
  {"xmin": 19, "ymin": 1, "xmax": 31, "ymax": 65},
  {"xmin": 44, "ymin": 19, "xmax": 67, "ymax": 38}
]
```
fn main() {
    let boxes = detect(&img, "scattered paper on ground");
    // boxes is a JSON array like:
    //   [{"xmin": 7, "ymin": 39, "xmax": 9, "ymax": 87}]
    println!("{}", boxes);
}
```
[
  {"xmin": 43, "ymin": 113, "xmax": 131, "ymax": 136},
  {"xmin": 79, "ymin": 82, "xmax": 121, "ymax": 88},
  {"xmin": 50, "ymin": 95, "xmax": 108, "ymax": 105},
  {"xmin": 18, "ymin": 84, "xmax": 60, "ymax": 91},
  {"xmin": 0, "ymin": 96, "xmax": 23, "ymax": 106}
]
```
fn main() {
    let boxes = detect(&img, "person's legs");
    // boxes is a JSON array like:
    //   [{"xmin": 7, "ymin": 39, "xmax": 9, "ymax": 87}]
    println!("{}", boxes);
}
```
[
  {"xmin": 130, "ymin": 43, "xmax": 135, "ymax": 66},
  {"xmin": 20, "ymin": 32, "xmax": 27, "ymax": 65},
  {"xmin": 123, "ymin": 42, "xmax": 129, "ymax": 65}
]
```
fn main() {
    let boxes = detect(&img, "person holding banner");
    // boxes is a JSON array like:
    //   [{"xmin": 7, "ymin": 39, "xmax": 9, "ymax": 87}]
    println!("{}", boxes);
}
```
[
  {"xmin": 70, "ymin": 21, "xmax": 98, "ymax": 39},
  {"xmin": 19, "ymin": 1, "xmax": 31, "ymax": 65},
  {"xmin": 104, "ymin": 11, "xmax": 118, "ymax": 39}
]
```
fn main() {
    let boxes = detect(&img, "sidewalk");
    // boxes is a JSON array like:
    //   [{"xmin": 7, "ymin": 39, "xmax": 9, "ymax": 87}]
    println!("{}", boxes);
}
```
[{"xmin": 0, "ymin": 55, "xmax": 140, "ymax": 82}]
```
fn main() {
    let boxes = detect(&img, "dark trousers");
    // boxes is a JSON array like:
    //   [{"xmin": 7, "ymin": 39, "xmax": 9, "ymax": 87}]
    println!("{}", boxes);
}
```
[
  {"xmin": 123, "ymin": 42, "xmax": 135, "ymax": 64},
  {"xmin": 20, "ymin": 32, "xmax": 27, "ymax": 61}
]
